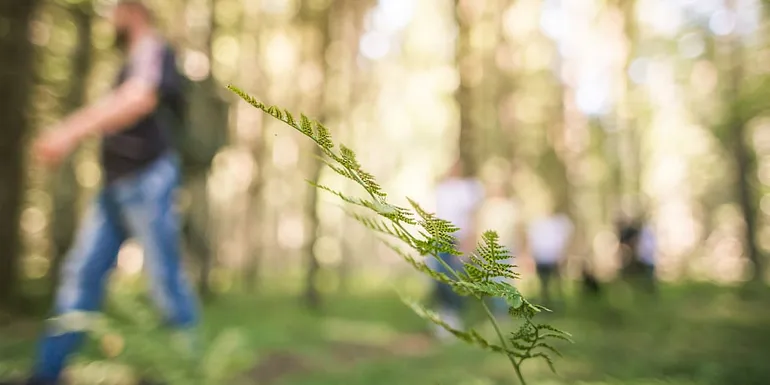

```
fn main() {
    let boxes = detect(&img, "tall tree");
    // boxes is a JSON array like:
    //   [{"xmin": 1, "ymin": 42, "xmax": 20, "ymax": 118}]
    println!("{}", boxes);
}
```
[
  {"xmin": 180, "ymin": 0, "xmax": 229, "ymax": 299},
  {"xmin": 617, "ymin": 0, "xmax": 642, "ymax": 210},
  {"xmin": 455, "ymin": 0, "xmax": 477, "ymax": 174},
  {"xmin": 332, "ymin": 0, "xmax": 369, "ymax": 292},
  {"xmin": 0, "ymin": 0, "xmax": 40, "ymax": 308},
  {"xmin": 49, "ymin": 0, "xmax": 93, "ymax": 298},
  {"xmin": 724, "ymin": 10, "xmax": 762, "ymax": 282},
  {"xmin": 239, "ymin": 0, "xmax": 266, "ymax": 292},
  {"xmin": 297, "ymin": 0, "xmax": 334, "ymax": 309}
]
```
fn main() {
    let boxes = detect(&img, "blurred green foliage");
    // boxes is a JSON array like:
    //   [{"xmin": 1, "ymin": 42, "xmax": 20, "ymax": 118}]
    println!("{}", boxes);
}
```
[{"xmin": 2, "ymin": 283, "xmax": 770, "ymax": 384}]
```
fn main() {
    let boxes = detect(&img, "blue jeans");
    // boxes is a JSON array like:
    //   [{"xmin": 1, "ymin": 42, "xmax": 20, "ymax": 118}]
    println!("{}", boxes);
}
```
[{"xmin": 32, "ymin": 153, "xmax": 199, "ymax": 382}]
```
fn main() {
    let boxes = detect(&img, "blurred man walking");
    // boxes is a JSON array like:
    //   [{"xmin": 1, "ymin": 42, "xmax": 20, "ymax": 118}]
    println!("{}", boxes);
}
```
[
  {"xmin": 476, "ymin": 180, "xmax": 523, "ymax": 316},
  {"xmin": 2, "ymin": 2, "xmax": 198, "ymax": 384},
  {"xmin": 527, "ymin": 209, "xmax": 573, "ymax": 308},
  {"xmin": 429, "ymin": 160, "xmax": 484, "ymax": 340}
]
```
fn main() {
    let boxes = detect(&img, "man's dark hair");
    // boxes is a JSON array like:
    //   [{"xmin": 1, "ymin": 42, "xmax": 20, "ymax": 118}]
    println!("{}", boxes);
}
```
[{"xmin": 117, "ymin": 0, "xmax": 154, "ymax": 21}]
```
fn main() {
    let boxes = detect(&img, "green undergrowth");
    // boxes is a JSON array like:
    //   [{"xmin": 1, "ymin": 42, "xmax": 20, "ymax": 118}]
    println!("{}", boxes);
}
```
[{"xmin": 2, "ymin": 283, "xmax": 770, "ymax": 385}]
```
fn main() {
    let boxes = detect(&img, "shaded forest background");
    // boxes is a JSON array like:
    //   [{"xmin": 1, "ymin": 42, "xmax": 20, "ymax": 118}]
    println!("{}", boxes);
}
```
[{"xmin": 3, "ymin": 0, "xmax": 770, "ymax": 384}]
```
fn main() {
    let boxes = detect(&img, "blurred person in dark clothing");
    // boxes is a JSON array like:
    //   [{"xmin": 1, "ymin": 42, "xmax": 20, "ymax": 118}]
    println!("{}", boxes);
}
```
[
  {"xmin": 581, "ymin": 261, "xmax": 602, "ymax": 296},
  {"xmin": 2, "ymin": 2, "xmax": 198, "ymax": 384},
  {"xmin": 617, "ymin": 217, "xmax": 657, "ymax": 294},
  {"xmin": 634, "ymin": 222, "xmax": 657, "ymax": 293}
]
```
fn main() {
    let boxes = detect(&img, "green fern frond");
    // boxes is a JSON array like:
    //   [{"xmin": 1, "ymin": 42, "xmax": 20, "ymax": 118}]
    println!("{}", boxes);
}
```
[
  {"xmin": 389, "ymin": 205, "xmax": 418, "ymax": 225},
  {"xmin": 509, "ymin": 299, "xmax": 541, "ymax": 319},
  {"xmin": 299, "ymin": 114, "xmax": 314, "ymax": 137},
  {"xmin": 311, "ymin": 181, "xmax": 411, "ymax": 227},
  {"xmin": 318, "ymin": 158, "xmax": 359, "ymax": 182},
  {"xmin": 530, "ymin": 352, "xmax": 557, "ymax": 373},
  {"xmin": 335, "ymin": 144, "xmax": 386, "ymax": 197},
  {"xmin": 348, "ymin": 212, "xmax": 411, "ymax": 243},
  {"xmin": 314, "ymin": 122, "xmax": 334, "ymax": 149},
  {"xmin": 407, "ymin": 198, "xmax": 460, "ymax": 235},
  {"xmin": 284, "ymin": 109, "xmax": 298, "ymax": 128},
  {"xmin": 227, "ymin": 87, "xmax": 571, "ymax": 384},
  {"xmin": 451, "ymin": 281, "xmax": 524, "ymax": 309},
  {"xmin": 505, "ymin": 320, "xmax": 571, "ymax": 373},
  {"xmin": 531, "ymin": 342, "xmax": 562, "ymax": 357},
  {"xmin": 358, "ymin": 169, "xmax": 387, "ymax": 198},
  {"xmin": 461, "ymin": 231, "xmax": 520, "ymax": 283},
  {"xmin": 464, "ymin": 264, "xmax": 486, "ymax": 282},
  {"xmin": 507, "ymin": 339, "xmax": 532, "ymax": 352},
  {"xmin": 402, "ymin": 298, "xmax": 525, "ymax": 358},
  {"xmin": 228, "ymin": 86, "xmax": 391, "ymax": 210},
  {"xmin": 339, "ymin": 145, "xmax": 360, "ymax": 168},
  {"xmin": 477, "ymin": 231, "xmax": 508, "ymax": 261},
  {"xmin": 380, "ymin": 239, "xmax": 455, "ymax": 285},
  {"xmin": 407, "ymin": 198, "xmax": 460, "ymax": 255},
  {"xmin": 227, "ymin": 85, "xmax": 265, "ymax": 109},
  {"xmin": 536, "ymin": 332, "xmax": 573, "ymax": 343},
  {"xmin": 535, "ymin": 323, "xmax": 573, "ymax": 337},
  {"xmin": 266, "ymin": 105, "xmax": 283, "ymax": 120},
  {"xmin": 308, "ymin": 181, "xmax": 363, "ymax": 206}
]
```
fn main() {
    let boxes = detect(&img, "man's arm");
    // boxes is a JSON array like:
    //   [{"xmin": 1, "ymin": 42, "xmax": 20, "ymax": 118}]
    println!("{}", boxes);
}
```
[
  {"xmin": 69, "ymin": 35, "xmax": 164, "ymax": 138},
  {"xmin": 61, "ymin": 79, "xmax": 158, "ymax": 141},
  {"xmin": 34, "ymin": 35, "xmax": 163, "ymax": 166}
]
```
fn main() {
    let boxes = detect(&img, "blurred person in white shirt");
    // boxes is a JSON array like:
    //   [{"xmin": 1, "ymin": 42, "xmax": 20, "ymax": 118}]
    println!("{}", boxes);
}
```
[
  {"xmin": 475, "ymin": 180, "xmax": 523, "ymax": 316},
  {"xmin": 429, "ymin": 159, "xmax": 484, "ymax": 339},
  {"xmin": 526, "ymin": 209, "xmax": 573, "ymax": 307}
]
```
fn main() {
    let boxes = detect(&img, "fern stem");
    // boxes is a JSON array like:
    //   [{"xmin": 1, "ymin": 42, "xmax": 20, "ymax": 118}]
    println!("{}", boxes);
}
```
[
  {"xmin": 480, "ymin": 301, "xmax": 526, "ymax": 385},
  {"xmin": 431, "ymin": 252, "xmax": 463, "ymax": 280}
]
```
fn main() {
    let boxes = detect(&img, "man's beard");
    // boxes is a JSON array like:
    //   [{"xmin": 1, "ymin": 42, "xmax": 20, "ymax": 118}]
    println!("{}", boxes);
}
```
[{"xmin": 114, "ymin": 28, "xmax": 130, "ymax": 51}]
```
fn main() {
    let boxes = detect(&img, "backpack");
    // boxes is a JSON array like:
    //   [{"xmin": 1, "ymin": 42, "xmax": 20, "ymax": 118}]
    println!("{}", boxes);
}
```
[{"xmin": 160, "ymin": 46, "xmax": 228, "ymax": 178}]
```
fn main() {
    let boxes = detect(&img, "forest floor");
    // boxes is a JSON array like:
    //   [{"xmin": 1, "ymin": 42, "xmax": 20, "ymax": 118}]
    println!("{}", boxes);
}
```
[{"xmin": 2, "ymin": 282, "xmax": 770, "ymax": 385}]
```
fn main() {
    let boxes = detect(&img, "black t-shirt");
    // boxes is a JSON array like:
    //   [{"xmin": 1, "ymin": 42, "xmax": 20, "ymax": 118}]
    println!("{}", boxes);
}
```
[{"xmin": 101, "ymin": 34, "xmax": 183, "ymax": 183}]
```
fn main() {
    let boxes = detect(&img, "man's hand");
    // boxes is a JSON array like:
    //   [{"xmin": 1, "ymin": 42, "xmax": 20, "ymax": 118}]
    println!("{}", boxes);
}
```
[{"xmin": 33, "ymin": 126, "xmax": 80, "ymax": 168}]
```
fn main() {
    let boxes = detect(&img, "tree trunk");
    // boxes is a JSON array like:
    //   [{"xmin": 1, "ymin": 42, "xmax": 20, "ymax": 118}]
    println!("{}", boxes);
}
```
[
  {"xmin": 727, "ymin": 43, "xmax": 762, "ymax": 281},
  {"xmin": 304, "ymin": 147, "xmax": 324, "ymax": 309},
  {"xmin": 455, "ymin": 0, "xmax": 476, "ymax": 175},
  {"xmin": 182, "ymin": 172, "xmax": 214, "ymax": 299},
  {"xmin": 49, "ymin": 0, "xmax": 93, "ymax": 299},
  {"xmin": 180, "ymin": 0, "xmax": 226, "ymax": 299},
  {"xmin": 723, "ymin": 0, "xmax": 762, "ymax": 281},
  {"xmin": 619, "ymin": 0, "xmax": 641, "ymax": 211},
  {"xmin": 732, "ymin": 122, "xmax": 761, "ymax": 281},
  {"xmin": 0, "ymin": 0, "xmax": 40, "ymax": 309},
  {"xmin": 334, "ymin": 0, "xmax": 369, "ymax": 294},
  {"xmin": 239, "ymin": 0, "xmax": 266, "ymax": 292},
  {"xmin": 298, "ymin": 0, "xmax": 336, "ymax": 310}
]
